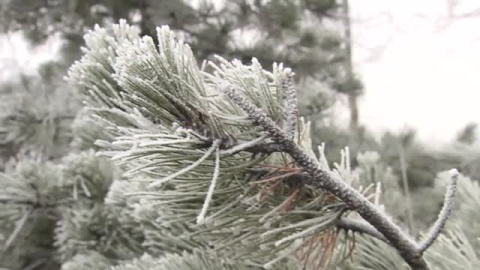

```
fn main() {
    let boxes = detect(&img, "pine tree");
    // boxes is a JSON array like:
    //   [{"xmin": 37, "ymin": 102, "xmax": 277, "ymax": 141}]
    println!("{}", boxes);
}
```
[{"xmin": 0, "ymin": 64, "xmax": 79, "ymax": 169}]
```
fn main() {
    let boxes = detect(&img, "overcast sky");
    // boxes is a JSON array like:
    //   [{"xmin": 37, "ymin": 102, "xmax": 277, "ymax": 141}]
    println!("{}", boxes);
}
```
[
  {"xmin": 350, "ymin": 0, "xmax": 480, "ymax": 144},
  {"xmin": 1, "ymin": 0, "xmax": 480, "ymax": 145}
]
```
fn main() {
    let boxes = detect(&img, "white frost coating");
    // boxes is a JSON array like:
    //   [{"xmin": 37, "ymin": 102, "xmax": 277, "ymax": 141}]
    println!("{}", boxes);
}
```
[{"xmin": 448, "ymin": 168, "xmax": 460, "ymax": 177}]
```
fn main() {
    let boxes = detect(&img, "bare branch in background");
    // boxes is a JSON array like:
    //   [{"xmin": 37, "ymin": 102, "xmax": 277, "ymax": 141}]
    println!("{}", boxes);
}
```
[{"xmin": 436, "ymin": 0, "xmax": 480, "ymax": 31}]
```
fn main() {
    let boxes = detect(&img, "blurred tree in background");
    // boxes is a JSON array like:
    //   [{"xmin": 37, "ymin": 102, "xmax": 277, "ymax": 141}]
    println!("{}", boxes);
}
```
[
  {"xmin": 0, "ymin": 0, "xmax": 362, "ymax": 164},
  {"xmin": 1, "ymin": 0, "xmax": 356, "ymax": 85}
]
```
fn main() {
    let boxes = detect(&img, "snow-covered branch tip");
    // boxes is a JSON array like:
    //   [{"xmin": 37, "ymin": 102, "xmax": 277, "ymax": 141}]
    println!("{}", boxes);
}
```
[
  {"xmin": 417, "ymin": 169, "xmax": 460, "ymax": 253},
  {"xmin": 281, "ymin": 69, "xmax": 298, "ymax": 140},
  {"xmin": 223, "ymin": 85, "xmax": 290, "ymax": 146}
]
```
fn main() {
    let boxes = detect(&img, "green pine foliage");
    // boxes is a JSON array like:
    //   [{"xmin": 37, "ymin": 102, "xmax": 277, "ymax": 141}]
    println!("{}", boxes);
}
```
[
  {"xmin": 0, "ymin": 159, "xmax": 59, "ymax": 269},
  {"xmin": 0, "ymin": 150, "xmax": 131, "ymax": 269},
  {"xmin": 66, "ymin": 21, "xmax": 355, "ymax": 268}
]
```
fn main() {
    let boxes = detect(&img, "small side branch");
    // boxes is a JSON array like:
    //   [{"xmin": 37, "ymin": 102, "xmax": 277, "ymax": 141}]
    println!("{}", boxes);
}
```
[
  {"xmin": 0, "ymin": 199, "xmax": 57, "ymax": 209},
  {"xmin": 219, "ymin": 136, "xmax": 267, "ymax": 156},
  {"xmin": 417, "ymin": 169, "xmax": 459, "ymax": 253},
  {"xmin": 337, "ymin": 218, "xmax": 387, "ymax": 242}
]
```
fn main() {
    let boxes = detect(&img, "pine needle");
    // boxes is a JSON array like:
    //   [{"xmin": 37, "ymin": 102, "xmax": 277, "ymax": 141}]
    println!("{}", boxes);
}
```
[
  {"xmin": 197, "ymin": 147, "xmax": 221, "ymax": 224},
  {"xmin": 5, "ymin": 208, "xmax": 32, "ymax": 249}
]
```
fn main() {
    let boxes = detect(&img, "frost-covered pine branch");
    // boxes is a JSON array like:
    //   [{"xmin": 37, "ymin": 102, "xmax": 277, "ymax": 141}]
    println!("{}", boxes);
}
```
[
  {"xmin": 223, "ymin": 85, "xmax": 430, "ymax": 269},
  {"xmin": 64, "ymin": 20, "xmax": 461, "ymax": 270}
]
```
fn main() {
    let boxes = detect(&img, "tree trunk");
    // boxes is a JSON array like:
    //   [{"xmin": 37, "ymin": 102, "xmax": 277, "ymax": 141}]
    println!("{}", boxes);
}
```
[{"xmin": 341, "ymin": 0, "xmax": 359, "ymax": 131}]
